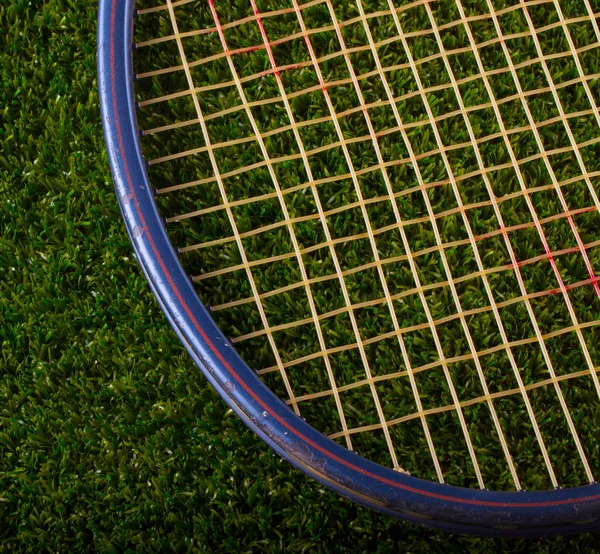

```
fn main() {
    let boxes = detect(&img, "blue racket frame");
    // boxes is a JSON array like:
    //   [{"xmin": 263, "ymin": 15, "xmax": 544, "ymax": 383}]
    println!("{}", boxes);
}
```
[{"xmin": 98, "ymin": 0, "xmax": 600, "ymax": 536}]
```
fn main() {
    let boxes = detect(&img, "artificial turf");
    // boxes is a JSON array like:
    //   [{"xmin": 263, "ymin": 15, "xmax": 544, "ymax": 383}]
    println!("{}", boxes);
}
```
[{"xmin": 2, "ymin": 0, "xmax": 600, "ymax": 551}]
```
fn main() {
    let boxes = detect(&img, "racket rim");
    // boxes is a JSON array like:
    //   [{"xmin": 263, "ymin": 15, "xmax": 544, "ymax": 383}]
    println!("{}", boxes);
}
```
[{"xmin": 97, "ymin": 0, "xmax": 600, "ymax": 536}]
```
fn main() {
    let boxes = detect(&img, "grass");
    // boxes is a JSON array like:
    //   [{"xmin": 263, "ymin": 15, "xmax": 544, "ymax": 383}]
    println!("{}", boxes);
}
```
[{"xmin": 2, "ymin": 0, "xmax": 600, "ymax": 550}]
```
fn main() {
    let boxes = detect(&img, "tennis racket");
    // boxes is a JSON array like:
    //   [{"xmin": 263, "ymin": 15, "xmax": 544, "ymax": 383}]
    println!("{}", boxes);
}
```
[{"xmin": 98, "ymin": 0, "xmax": 600, "ymax": 535}]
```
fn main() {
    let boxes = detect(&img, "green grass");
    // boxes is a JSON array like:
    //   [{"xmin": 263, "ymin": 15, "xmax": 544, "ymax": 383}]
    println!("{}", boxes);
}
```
[{"xmin": 2, "ymin": 0, "xmax": 600, "ymax": 550}]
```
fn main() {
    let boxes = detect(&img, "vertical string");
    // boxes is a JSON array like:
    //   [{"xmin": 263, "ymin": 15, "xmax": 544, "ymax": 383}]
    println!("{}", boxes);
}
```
[{"xmin": 164, "ymin": 0, "xmax": 301, "ymax": 415}]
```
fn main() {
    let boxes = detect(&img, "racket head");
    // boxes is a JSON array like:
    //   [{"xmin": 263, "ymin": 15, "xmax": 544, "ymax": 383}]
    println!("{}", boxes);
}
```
[{"xmin": 98, "ymin": 0, "xmax": 600, "ymax": 535}]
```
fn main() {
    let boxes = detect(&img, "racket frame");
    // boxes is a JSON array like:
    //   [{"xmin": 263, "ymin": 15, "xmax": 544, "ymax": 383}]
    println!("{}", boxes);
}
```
[{"xmin": 98, "ymin": 0, "xmax": 600, "ymax": 535}]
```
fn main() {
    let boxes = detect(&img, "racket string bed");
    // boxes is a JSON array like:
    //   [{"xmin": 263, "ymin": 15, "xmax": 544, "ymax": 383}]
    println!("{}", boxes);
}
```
[{"xmin": 131, "ymin": 0, "xmax": 600, "ymax": 493}]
